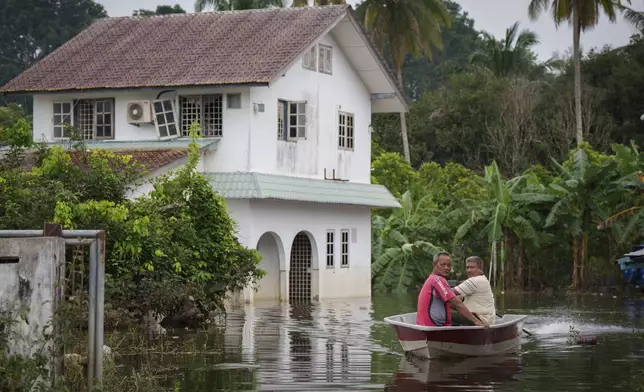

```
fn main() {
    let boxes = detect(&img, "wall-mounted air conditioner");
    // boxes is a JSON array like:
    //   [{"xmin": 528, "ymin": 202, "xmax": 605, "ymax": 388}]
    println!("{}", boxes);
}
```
[{"xmin": 126, "ymin": 100, "xmax": 152, "ymax": 124}]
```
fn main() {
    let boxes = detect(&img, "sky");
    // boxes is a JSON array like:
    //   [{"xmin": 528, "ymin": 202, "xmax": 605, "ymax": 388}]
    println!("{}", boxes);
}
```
[{"xmin": 96, "ymin": 0, "xmax": 643, "ymax": 61}]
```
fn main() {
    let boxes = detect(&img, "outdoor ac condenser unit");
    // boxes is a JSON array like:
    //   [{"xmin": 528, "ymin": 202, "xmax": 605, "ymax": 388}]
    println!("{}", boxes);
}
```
[{"xmin": 126, "ymin": 100, "xmax": 152, "ymax": 124}]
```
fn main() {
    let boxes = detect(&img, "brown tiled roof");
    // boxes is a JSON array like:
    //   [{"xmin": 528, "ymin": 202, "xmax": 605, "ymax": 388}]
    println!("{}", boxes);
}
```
[
  {"xmin": 18, "ymin": 148, "xmax": 188, "ymax": 174},
  {"xmin": 0, "ymin": 6, "xmax": 350, "ymax": 93}
]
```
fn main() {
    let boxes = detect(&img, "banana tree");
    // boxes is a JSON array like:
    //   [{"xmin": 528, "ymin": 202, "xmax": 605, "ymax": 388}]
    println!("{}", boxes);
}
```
[
  {"xmin": 545, "ymin": 146, "xmax": 621, "ymax": 289},
  {"xmin": 371, "ymin": 190, "xmax": 443, "ymax": 294},
  {"xmin": 454, "ymin": 161, "xmax": 547, "ymax": 290}
]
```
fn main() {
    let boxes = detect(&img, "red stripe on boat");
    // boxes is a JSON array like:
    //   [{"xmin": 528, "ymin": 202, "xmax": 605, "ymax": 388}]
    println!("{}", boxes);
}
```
[{"xmin": 391, "ymin": 324, "xmax": 520, "ymax": 345}]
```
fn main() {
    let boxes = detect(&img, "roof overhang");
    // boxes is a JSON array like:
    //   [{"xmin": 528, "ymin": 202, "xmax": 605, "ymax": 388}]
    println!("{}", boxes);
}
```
[
  {"xmin": 207, "ymin": 171, "xmax": 401, "ymax": 208},
  {"xmin": 331, "ymin": 11, "xmax": 408, "ymax": 113}
]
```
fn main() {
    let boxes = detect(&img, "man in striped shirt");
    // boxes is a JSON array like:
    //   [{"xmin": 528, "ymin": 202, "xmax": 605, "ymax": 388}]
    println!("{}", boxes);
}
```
[{"xmin": 451, "ymin": 256, "xmax": 497, "ymax": 326}]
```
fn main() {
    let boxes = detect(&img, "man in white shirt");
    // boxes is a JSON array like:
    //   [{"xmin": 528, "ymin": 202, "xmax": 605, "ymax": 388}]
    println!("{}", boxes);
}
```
[{"xmin": 450, "ymin": 256, "xmax": 497, "ymax": 326}]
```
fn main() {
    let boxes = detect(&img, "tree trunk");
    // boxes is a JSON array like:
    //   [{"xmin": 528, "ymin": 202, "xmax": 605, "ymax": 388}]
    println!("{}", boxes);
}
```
[
  {"xmin": 580, "ymin": 232, "xmax": 588, "ymax": 289},
  {"xmin": 517, "ymin": 238, "xmax": 524, "ymax": 291},
  {"xmin": 571, "ymin": 235, "xmax": 580, "ymax": 290},
  {"xmin": 396, "ymin": 68, "xmax": 411, "ymax": 163},
  {"xmin": 506, "ymin": 233, "xmax": 515, "ymax": 290},
  {"xmin": 572, "ymin": 1, "xmax": 583, "ymax": 145}
]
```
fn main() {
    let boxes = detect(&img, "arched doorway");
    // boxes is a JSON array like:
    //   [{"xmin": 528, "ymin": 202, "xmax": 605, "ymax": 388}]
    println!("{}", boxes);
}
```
[
  {"xmin": 255, "ymin": 232, "xmax": 283, "ymax": 302},
  {"xmin": 289, "ymin": 232, "xmax": 312, "ymax": 302}
]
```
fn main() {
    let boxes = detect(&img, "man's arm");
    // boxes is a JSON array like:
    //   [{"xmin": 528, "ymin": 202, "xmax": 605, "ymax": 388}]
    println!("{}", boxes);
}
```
[{"xmin": 448, "ymin": 296, "xmax": 487, "ymax": 327}]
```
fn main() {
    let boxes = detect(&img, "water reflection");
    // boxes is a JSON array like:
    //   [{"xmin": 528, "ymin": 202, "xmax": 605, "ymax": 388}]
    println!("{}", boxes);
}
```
[
  {"xmin": 387, "ymin": 354, "xmax": 522, "ymax": 391},
  {"xmin": 172, "ymin": 295, "xmax": 644, "ymax": 391}
]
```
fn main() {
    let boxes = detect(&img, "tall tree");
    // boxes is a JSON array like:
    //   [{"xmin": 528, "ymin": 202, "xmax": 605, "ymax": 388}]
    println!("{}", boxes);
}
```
[
  {"xmin": 356, "ymin": 0, "xmax": 451, "ymax": 163},
  {"xmin": 195, "ymin": 0, "xmax": 283, "ymax": 11},
  {"xmin": 527, "ymin": 0, "xmax": 644, "ymax": 146},
  {"xmin": 0, "ymin": 0, "xmax": 107, "ymax": 106},
  {"xmin": 469, "ymin": 22, "xmax": 540, "ymax": 77},
  {"xmin": 133, "ymin": 4, "xmax": 187, "ymax": 16}
]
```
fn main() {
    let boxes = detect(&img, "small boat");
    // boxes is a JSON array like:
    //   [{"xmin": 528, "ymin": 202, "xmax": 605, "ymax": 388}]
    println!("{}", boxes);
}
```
[{"xmin": 384, "ymin": 312, "xmax": 528, "ymax": 359}]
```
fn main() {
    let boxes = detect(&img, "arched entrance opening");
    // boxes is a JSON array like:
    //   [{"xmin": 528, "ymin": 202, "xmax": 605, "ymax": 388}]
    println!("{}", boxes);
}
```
[
  {"xmin": 255, "ymin": 232, "xmax": 283, "ymax": 302},
  {"xmin": 289, "ymin": 232, "xmax": 312, "ymax": 302}
]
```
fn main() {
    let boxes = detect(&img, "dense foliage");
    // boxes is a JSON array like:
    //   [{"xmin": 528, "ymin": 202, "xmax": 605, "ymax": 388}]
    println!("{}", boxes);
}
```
[{"xmin": 0, "ymin": 124, "xmax": 263, "ymax": 319}]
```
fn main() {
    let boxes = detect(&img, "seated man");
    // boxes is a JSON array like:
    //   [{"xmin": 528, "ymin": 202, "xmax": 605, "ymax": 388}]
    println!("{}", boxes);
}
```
[
  {"xmin": 451, "ymin": 256, "xmax": 496, "ymax": 326},
  {"xmin": 416, "ymin": 252, "xmax": 487, "ymax": 327}
]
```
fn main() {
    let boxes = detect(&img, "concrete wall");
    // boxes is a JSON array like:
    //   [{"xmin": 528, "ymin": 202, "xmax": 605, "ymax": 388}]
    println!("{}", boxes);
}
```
[
  {"xmin": 225, "ymin": 199, "xmax": 372, "ymax": 303},
  {"xmin": 0, "ymin": 237, "xmax": 66, "ymax": 359},
  {"xmin": 249, "ymin": 33, "xmax": 372, "ymax": 183}
]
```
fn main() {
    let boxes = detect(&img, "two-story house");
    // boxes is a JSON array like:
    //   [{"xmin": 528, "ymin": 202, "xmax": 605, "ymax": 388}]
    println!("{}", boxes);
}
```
[{"xmin": 0, "ymin": 5, "xmax": 405, "ymax": 303}]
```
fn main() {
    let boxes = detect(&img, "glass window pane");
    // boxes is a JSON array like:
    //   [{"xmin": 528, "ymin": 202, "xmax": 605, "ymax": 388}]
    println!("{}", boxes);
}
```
[
  {"xmin": 104, "ymin": 114, "xmax": 112, "ymax": 125},
  {"xmin": 158, "ymin": 125, "xmax": 168, "ymax": 138},
  {"xmin": 297, "ymin": 125, "xmax": 305, "ymax": 138},
  {"xmin": 298, "ymin": 114, "xmax": 305, "ymax": 125},
  {"xmin": 298, "ymin": 103, "xmax": 305, "ymax": 114},
  {"xmin": 163, "ymin": 100, "xmax": 172, "ymax": 112},
  {"xmin": 289, "ymin": 127, "xmax": 297, "ymax": 138},
  {"xmin": 168, "ymin": 123, "xmax": 178, "ymax": 136},
  {"xmin": 154, "ymin": 102, "xmax": 163, "ymax": 113},
  {"xmin": 156, "ymin": 114, "xmax": 165, "ymax": 125},
  {"xmin": 53, "ymin": 115, "xmax": 61, "ymax": 124},
  {"xmin": 53, "ymin": 103, "xmax": 61, "ymax": 113},
  {"xmin": 166, "ymin": 111, "xmax": 175, "ymax": 123},
  {"xmin": 53, "ymin": 126, "xmax": 61, "ymax": 138},
  {"xmin": 289, "ymin": 103, "xmax": 297, "ymax": 114},
  {"xmin": 63, "ymin": 103, "xmax": 71, "ymax": 113},
  {"xmin": 105, "ymin": 125, "xmax": 112, "ymax": 137}
]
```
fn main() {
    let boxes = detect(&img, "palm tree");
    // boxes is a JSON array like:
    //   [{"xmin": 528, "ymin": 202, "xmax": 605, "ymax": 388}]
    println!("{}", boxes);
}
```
[
  {"xmin": 195, "ymin": 0, "xmax": 283, "ymax": 11},
  {"xmin": 469, "ymin": 22, "xmax": 540, "ymax": 77},
  {"xmin": 356, "ymin": 0, "xmax": 451, "ymax": 164},
  {"xmin": 527, "ymin": 0, "xmax": 644, "ymax": 146}
]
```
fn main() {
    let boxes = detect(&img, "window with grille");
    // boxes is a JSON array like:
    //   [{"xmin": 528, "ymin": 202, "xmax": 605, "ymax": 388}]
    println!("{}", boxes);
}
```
[
  {"xmin": 318, "ymin": 44, "xmax": 332, "ymax": 74},
  {"xmin": 52, "ymin": 99, "xmax": 114, "ymax": 140},
  {"xmin": 302, "ymin": 45, "xmax": 317, "ymax": 71},
  {"xmin": 340, "ymin": 229, "xmax": 349, "ymax": 267},
  {"xmin": 277, "ymin": 100, "xmax": 306, "ymax": 140},
  {"xmin": 179, "ymin": 94, "xmax": 223, "ymax": 137},
  {"xmin": 338, "ymin": 112, "xmax": 354, "ymax": 150},
  {"xmin": 326, "ymin": 230, "xmax": 335, "ymax": 268}
]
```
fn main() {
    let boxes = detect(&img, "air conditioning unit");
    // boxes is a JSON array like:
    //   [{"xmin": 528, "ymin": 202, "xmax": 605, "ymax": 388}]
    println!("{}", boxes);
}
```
[{"xmin": 126, "ymin": 100, "xmax": 152, "ymax": 124}]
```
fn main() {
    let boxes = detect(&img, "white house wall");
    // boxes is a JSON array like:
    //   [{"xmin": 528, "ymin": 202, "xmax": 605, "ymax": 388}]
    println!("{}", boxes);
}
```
[
  {"xmin": 32, "ymin": 86, "xmax": 251, "ymax": 173},
  {"xmin": 222, "ymin": 199, "xmax": 372, "ymax": 302},
  {"xmin": 249, "ymin": 33, "xmax": 372, "ymax": 183}
]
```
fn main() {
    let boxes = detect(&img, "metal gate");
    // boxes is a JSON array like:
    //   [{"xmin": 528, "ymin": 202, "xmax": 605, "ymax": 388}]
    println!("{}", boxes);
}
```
[{"xmin": 289, "ymin": 232, "xmax": 311, "ymax": 302}]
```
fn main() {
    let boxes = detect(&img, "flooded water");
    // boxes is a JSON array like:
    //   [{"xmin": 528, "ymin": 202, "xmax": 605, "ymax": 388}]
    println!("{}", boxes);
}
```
[{"xmin": 162, "ymin": 293, "xmax": 644, "ymax": 391}]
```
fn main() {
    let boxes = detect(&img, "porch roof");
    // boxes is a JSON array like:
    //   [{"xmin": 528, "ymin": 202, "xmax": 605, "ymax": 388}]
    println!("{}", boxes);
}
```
[{"xmin": 207, "ymin": 171, "xmax": 400, "ymax": 208}]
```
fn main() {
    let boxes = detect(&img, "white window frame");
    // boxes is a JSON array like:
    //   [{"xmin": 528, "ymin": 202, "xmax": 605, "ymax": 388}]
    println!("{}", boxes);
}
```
[
  {"xmin": 338, "ymin": 111, "xmax": 354, "ymax": 150},
  {"xmin": 277, "ymin": 99, "xmax": 306, "ymax": 141},
  {"xmin": 318, "ymin": 44, "xmax": 333, "ymax": 75},
  {"xmin": 52, "ymin": 101, "xmax": 73, "ymax": 140},
  {"xmin": 340, "ymin": 229, "xmax": 349, "ymax": 268},
  {"xmin": 52, "ymin": 99, "xmax": 115, "ymax": 140},
  {"xmin": 302, "ymin": 45, "xmax": 317, "ymax": 71},
  {"xmin": 326, "ymin": 230, "xmax": 335, "ymax": 268},
  {"xmin": 152, "ymin": 99, "xmax": 180, "ymax": 140}
]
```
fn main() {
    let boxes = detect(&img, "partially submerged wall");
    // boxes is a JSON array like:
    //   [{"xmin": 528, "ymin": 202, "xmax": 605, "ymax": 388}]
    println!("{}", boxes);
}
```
[{"xmin": 0, "ymin": 237, "xmax": 66, "ymax": 358}]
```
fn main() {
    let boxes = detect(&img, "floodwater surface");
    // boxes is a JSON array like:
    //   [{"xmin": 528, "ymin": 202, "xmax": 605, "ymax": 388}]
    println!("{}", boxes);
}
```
[{"xmin": 163, "ymin": 293, "xmax": 644, "ymax": 391}]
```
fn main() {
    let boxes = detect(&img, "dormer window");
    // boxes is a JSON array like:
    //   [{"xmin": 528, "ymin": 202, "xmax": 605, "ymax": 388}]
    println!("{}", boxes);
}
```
[
  {"xmin": 318, "ymin": 44, "xmax": 332, "ymax": 75},
  {"xmin": 302, "ymin": 45, "xmax": 317, "ymax": 71}
]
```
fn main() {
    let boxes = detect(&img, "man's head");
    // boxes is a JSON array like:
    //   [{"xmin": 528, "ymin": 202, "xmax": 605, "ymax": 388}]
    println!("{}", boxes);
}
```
[
  {"xmin": 465, "ymin": 256, "xmax": 485, "ymax": 278},
  {"xmin": 432, "ymin": 251, "xmax": 452, "ymax": 278}
]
